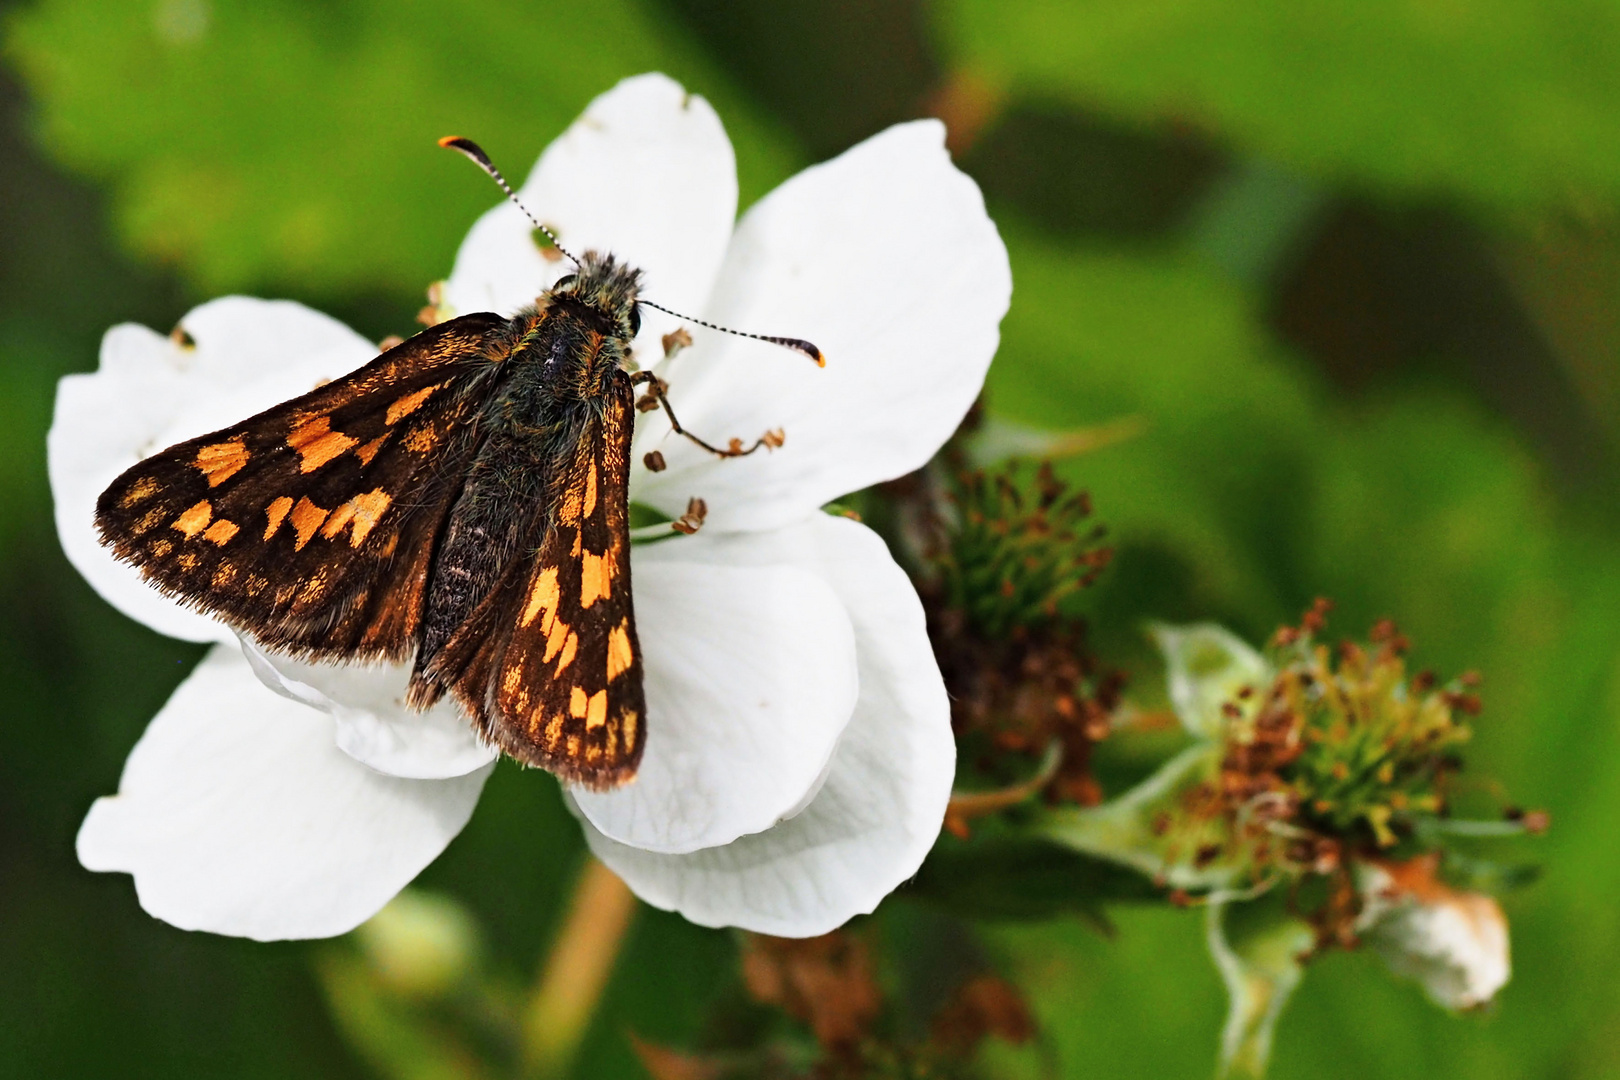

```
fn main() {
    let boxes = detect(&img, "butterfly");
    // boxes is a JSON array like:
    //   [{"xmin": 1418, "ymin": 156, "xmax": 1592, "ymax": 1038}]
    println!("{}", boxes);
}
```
[{"xmin": 94, "ymin": 137, "xmax": 821, "ymax": 790}]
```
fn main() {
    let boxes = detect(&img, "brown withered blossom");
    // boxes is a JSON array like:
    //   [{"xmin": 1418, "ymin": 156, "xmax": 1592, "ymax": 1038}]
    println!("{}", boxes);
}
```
[{"xmin": 893, "ymin": 412, "xmax": 1120, "ymax": 815}]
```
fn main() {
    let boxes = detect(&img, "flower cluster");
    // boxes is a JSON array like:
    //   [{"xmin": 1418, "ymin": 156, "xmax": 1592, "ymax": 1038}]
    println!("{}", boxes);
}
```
[
  {"xmin": 1176, "ymin": 605, "xmax": 1478, "ymax": 888},
  {"xmin": 915, "ymin": 450, "xmax": 1119, "ymax": 811}
]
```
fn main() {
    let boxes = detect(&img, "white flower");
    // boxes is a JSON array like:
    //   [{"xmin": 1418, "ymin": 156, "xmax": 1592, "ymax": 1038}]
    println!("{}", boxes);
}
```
[
  {"xmin": 50, "ymin": 73, "xmax": 1010, "ymax": 941},
  {"xmin": 1356, "ymin": 857, "xmax": 1511, "ymax": 1010}
]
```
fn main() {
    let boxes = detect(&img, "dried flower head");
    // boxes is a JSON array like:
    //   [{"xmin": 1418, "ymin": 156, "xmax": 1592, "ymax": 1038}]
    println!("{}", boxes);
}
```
[{"xmin": 914, "ymin": 448, "xmax": 1119, "ymax": 809}]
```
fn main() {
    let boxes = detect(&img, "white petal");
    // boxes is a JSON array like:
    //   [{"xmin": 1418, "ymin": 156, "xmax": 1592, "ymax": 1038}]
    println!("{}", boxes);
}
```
[
  {"xmin": 240, "ymin": 639, "xmax": 497, "ymax": 780},
  {"xmin": 49, "ymin": 297, "xmax": 377, "ymax": 642},
  {"xmin": 578, "ymin": 515, "xmax": 954, "ymax": 936},
  {"xmin": 1358, "ymin": 865, "xmax": 1511, "ymax": 1009},
  {"xmin": 632, "ymin": 121, "xmax": 1010, "ymax": 533},
  {"xmin": 77, "ymin": 645, "xmax": 490, "ymax": 940},
  {"xmin": 570, "ymin": 560, "xmax": 858, "ymax": 854},
  {"xmin": 442, "ymin": 72, "xmax": 736, "ymax": 356}
]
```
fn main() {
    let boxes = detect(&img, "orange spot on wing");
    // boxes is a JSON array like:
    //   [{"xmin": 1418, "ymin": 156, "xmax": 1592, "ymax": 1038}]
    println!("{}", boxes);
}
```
[
  {"xmin": 120, "ymin": 476, "xmax": 161, "ymax": 508},
  {"xmin": 355, "ymin": 435, "xmax": 389, "ymax": 466},
  {"xmin": 607, "ymin": 620, "xmax": 634, "ymax": 681},
  {"xmin": 264, "ymin": 496, "xmax": 294, "ymax": 539},
  {"xmin": 171, "ymin": 500, "xmax": 213, "ymax": 538},
  {"xmin": 521, "ymin": 567, "xmax": 561, "ymax": 630},
  {"xmin": 195, "ymin": 439, "xmax": 249, "ymax": 487},
  {"xmin": 404, "ymin": 427, "xmax": 438, "ymax": 453},
  {"xmin": 579, "ymin": 550, "xmax": 611, "ymax": 608},
  {"xmin": 289, "ymin": 497, "xmax": 328, "ymax": 550},
  {"xmin": 543, "ymin": 616, "xmax": 570, "ymax": 662},
  {"xmin": 582, "ymin": 466, "xmax": 598, "ymax": 519},
  {"xmin": 585, "ymin": 690, "xmax": 607, "ymax": 731},
  {"xmin": 320, "ymin": 489, "xmax": 392, "ymax": 547},
  {"xmin": 621, "ymin": 711, "xmax": 638, "ymax": 752},
  {"xmin": 570, "ymin": 686, "xmax": 589, "ymax": 718},
  {"xmin": 385, "ymin": 385, "xmax": 438, "ymax": 424},
  {"xmin": 288, "ymin": 415, "xmax": 358, "ymax": 472},
  {"xmin": 556, "ymin": 631, "xmax": 578, "ymax": 673},
  {"xmin": 133, "ymin": 507, "xmax": 166, "ymax": 535},
  {"xmin": 202, "ymin": 518, "xmax": 239, "ymax": 545}
]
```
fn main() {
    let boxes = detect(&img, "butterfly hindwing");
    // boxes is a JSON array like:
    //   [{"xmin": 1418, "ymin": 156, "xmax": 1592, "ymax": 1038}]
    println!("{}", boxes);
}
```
[
  {"xmin": 95, "ymin": 313, "xmax": 510, "ymax": 660},
  {"xmin": 422, "ymin": 368, "xmax": 646, "ymax": 788}
]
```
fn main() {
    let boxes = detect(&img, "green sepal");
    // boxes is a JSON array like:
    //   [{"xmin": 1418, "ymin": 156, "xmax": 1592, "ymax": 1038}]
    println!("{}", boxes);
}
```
[
  {"xmin": 1208, "ymin": 895, "xmax": 1314, "ymax": 1080},
  {"xmin": 1150, "ymin": 622, "xmax": 1272, "ymax": 739},
  {"xmin": 1038, "ymin": 744, "xmax": 1239, "ymax": 891}
]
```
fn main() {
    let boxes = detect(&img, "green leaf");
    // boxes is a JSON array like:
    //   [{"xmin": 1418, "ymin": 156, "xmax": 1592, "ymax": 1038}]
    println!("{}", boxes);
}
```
[
  {"xmin": 7, "ymin": 0, "xmax": 800, "ymax": 297},
  {"xmin": 908, "ymin": 832, "xmax": 1162, "ymax": 925},
  {"xmin": 1207, "ymin": 896, "xmax": 1315, "ymax": 1080},
  {"xmin": 1150, "ymin": 621, "xmax": 1272, "ymax": 739},
  {"xmin": 935, "ymin": 0, "xmax": 1620, "ymax": 211},
  {"xmin": 983, "ymin": 227, "xmax": 1317, "ymax": 637}
]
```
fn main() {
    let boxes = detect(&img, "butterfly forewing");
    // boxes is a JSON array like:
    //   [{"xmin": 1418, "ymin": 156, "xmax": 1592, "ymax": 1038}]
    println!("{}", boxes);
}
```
[
  {"xmin": 97, "ymin": 253, "xmax": 660, "ymax": 789},
  {"xmin": 421, "ymin": 369, "xmax": 646, "ymax": 788},
  {"xmin": 95, "ymin": 313, "xmax": 507, "ymax": 659}
]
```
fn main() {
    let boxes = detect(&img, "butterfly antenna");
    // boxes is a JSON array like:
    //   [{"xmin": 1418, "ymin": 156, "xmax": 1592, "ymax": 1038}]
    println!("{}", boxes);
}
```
[
  {"xmin": 639, "ymin": 299, "xmax": 824, "ymax": 367},
  {"xmin": 438, "ymin": 136, "xmax": 580, "ymax": 267}
]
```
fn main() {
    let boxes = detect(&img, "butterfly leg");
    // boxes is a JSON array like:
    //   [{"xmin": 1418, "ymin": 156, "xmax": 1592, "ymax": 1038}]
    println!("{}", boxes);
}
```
[{"xmin": 630, "ymin": 371, "xmax": 784, "ymax": 458}]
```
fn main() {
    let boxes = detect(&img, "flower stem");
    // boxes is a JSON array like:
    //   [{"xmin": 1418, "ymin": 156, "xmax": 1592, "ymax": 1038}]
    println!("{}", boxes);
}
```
[{"xmin": 521, "ymin": 857, "xmax": 638, "ymax": 1077}]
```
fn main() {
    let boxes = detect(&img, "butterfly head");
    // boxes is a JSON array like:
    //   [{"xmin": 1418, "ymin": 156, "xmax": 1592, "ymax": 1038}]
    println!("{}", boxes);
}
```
[{"xmin": 548, "ymin": 251, "xmax": 645, "ymax": 342}]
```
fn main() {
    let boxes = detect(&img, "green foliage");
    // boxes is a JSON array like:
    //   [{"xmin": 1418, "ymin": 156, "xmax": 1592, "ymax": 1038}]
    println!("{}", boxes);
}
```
[
  {"xmin": 7, "ymin": 0, "xmax": 800, "ymax": 297},
  {"xmin": 909, "ymin": 829, "xmax": 1161, "ymax": 924},
  {"xmin": 936, "ymin": 0, "xmax": 1620, "ymax": 211}
]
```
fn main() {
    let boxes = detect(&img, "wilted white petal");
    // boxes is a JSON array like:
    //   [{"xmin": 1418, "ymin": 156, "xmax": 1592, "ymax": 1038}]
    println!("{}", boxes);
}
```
[
  {"xmin": 1358, "ymin": 862, "xmax": 1511, "ymax": 1010},
  {"xmin": 571, "ymin": 560, "xmax": 858, "ymax": 854},
  {"xmin": 631, "ymin": 120, "xmax": 1010, "ymax": 533},
  {"xmin": 442, "ymin": 72, "xmax": 736, "ymax": 359},
  {"xmin": 579, "ymin": 515, "xmax": 953, "ymax": 936},
  {"xmin": 49, "ymin": 297, "xmax": 376, "ymax": 642},
  {"xmin": 240, "ymin": 639, "xmax": 497, "ymax": 780},
  {"xmin": 77, "ymin": 646, "xmax": 490, "ymax": 941},
  {"xmin": 1151, "ymin": 622, "xmax": 1273, "ymax": 739}
]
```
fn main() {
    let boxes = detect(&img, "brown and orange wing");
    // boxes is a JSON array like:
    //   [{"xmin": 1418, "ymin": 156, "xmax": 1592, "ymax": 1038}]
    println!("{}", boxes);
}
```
[
  {"xmin": 95, "ymin": 313, "xmax": 509, "ymax": 660},
  {"xmin": 423, "ymin": 370, "xmax": 645, "ymax": 788}
]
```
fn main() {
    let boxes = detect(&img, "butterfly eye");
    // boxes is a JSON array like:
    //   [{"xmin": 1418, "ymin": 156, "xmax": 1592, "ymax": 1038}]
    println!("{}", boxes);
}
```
[
  {"xmin": 627, "ymin": 305, "xmax": 642, "ymax": 337},
  {"xmin": 553, "ymin": 274, "xmax": 577, "ymax": 290}
]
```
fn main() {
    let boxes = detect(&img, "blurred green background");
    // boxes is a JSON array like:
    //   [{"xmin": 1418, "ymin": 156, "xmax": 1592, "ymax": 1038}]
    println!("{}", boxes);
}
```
[{"xmin": 3, "ymin": 0, "xmax": 1618, "ymax": 1076}]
